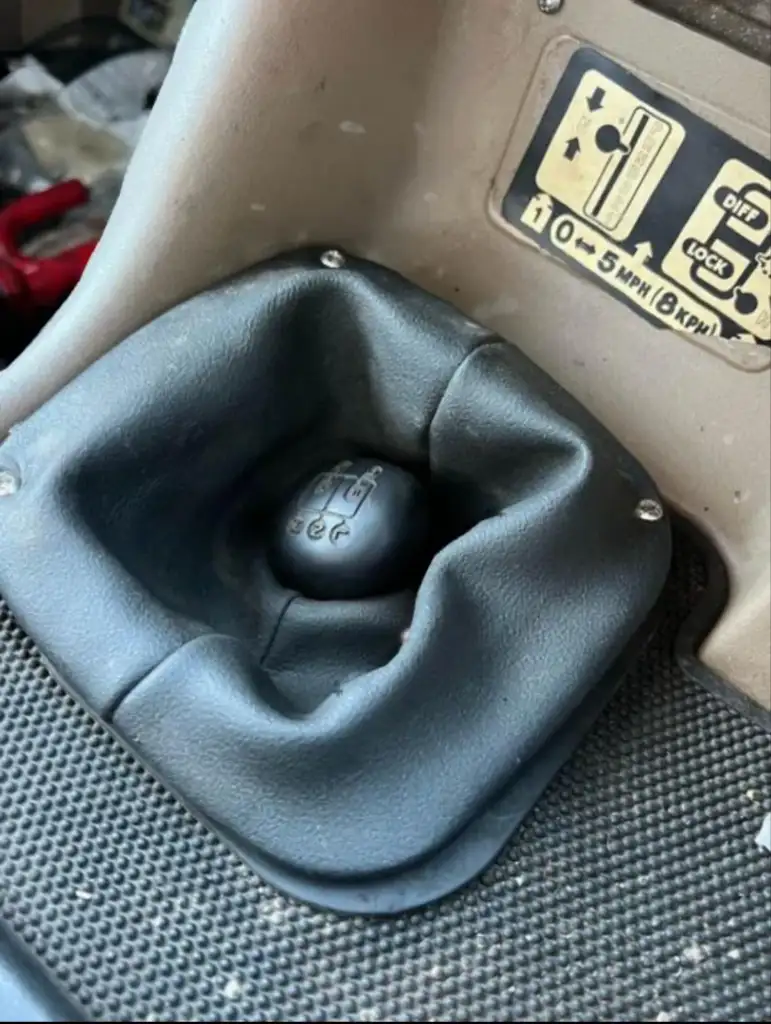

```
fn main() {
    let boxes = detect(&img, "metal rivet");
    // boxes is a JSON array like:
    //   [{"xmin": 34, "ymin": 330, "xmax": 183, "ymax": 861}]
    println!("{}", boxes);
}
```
[
  {"xmin": 320, "ymin": 249, "xmax": 346, "ymax": 269},
  {"xmin": 635, "ymin": 498, "xmax": 664, "ymax": 523},
  {"xmin": 0, "ymin": 469, "xmax": 19, "ymax": 497},
  {"xmin": 538, "ymin": 0, "xmax": 564, "ymax": 12}
]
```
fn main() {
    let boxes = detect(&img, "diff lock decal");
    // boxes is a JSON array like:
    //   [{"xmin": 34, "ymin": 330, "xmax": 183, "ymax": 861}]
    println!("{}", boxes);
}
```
[{"xmin": 503, "ymin": 48, "xmax": 771, "ymax": 345}]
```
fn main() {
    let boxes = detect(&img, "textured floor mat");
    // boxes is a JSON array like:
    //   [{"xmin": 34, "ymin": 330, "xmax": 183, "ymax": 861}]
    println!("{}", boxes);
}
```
[
  {"xmin": 636, "ymin": 0, "xmax": 771, "ymax": 62},
  {"xmin": 1, "ymin": 533, "xmax": 770, "ymax": 1023}
]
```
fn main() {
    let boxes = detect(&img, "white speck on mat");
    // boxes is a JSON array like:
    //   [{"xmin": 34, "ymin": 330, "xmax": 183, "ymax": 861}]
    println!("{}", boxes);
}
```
[
  {"xmin": 74, "ymin": 888, "xmax": 94, "ymax": 900},
  {"xmin": 250, "ymin": 202, "xmax": 267, "ymax": 212},
  {"xmin": 727, "ymin": 948, "xmax": 741, "ymax": 960},
  {"xmin": 339, "ymin": 120, "xmax": 366, "ymax": 134},
  {"xmin": 682, "ymin": 942, "xmax": 708, "ymax": 965},
  {"xmin": 222, "ymin": 977, "xmax": 243, "ymax": 1000}
]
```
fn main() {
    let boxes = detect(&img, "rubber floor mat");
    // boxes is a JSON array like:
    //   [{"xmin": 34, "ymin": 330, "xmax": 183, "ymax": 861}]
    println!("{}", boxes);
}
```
[
  {"xmin": 0, "ymin": 531, "xmax": 769, "ymax": 1022},
  {"xmin": 636, "ymin": 0, "xmax": 771, "ymax": 62}
]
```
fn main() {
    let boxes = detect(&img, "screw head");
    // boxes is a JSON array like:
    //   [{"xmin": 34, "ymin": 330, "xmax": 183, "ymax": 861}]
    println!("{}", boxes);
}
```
[
  {"xmin": 538, "ymin": 0, "xmax": 564, "ymax": 12},
  {"xmin": 0, "ymin": 469, "xmax": 19, "ymax": 497},
  {"xmin": 320, "ymin": 249, "xmax": 346, "ymax": 269},
  {"xmin": 635, "ymin": 498, "xmax": 664, "ymax": 523}
]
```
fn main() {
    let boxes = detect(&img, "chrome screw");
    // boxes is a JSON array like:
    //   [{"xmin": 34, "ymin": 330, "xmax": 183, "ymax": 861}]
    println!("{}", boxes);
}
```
[
  {"xmin": 0, "ymin": 469, "xmax": 19, "ymax": 497},
  {"xmin": 320, "ymin": 249, "xmax": 347, "ymax": 269},
  {"xmin": 635, "ymin": 498, "xmax": 664, "ymax": 523},
  {"xmin": 538, "ymin": 0, "xmax": 564, "ymax": 13}
]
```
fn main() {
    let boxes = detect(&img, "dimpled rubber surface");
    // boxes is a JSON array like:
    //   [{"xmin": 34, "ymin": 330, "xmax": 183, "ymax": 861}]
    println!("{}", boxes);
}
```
[
  {"xmin": 1, "ymin": 536, "xmax": 770, "ymax": 1023},
  {"xmin": 637, "ymin": 0, "xmax": 771, "ymax": 62}
]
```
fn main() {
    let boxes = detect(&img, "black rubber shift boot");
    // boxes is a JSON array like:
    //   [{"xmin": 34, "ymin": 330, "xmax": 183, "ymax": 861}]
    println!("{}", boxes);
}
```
[{"xmin": 0, "ymin": 250, "xmax": 671, "ymax": 913}]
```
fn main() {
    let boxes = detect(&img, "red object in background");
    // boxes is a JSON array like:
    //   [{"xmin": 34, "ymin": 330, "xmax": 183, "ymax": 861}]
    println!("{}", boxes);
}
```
[{"xmin": 0, "ymin": 180, "xmax": 98, "ymax": 316}]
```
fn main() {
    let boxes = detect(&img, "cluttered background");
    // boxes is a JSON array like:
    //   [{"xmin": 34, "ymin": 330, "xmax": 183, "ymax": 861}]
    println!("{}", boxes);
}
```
[{"xmin": 0, "ymin": 0, "xmax": 193, "ymax": 366}]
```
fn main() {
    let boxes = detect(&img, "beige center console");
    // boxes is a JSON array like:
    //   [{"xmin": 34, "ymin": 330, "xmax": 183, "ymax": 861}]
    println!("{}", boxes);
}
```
[{"xmin": 1, "ymin": 0, "xmax": 769, "ymax": 710}]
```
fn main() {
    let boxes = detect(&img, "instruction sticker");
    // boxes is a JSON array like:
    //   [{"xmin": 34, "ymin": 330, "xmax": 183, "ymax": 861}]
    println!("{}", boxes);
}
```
[{"xmin": 503, "ymin": 48, "xmax": 771, "ymax": 345}]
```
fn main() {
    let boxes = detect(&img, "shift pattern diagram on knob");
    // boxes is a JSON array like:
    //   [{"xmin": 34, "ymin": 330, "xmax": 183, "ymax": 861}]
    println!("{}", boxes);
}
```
[
  {"xmin": 270, "ymin": 458, "xmax": 429, "ymax": 600},
  {"xmin": 287, "ymin": 461, "xmax": 382, "ymax": 547}
]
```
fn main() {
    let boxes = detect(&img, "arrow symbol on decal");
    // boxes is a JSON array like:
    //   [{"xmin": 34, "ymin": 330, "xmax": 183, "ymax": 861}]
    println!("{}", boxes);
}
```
[
  {"xmin": 587, "ymin": 87, "xmax": 605, "ymax": 112},
  {"xmin": 633, "ymin": 241, "xmax": 654, "ymax": 263},
  {"xmin": 576, "ymin": 238, "xmax": 596, "ymax": 255},
  {"xmin": 564, "ymin": 137, "xmax": 581, "ymax": 161}
]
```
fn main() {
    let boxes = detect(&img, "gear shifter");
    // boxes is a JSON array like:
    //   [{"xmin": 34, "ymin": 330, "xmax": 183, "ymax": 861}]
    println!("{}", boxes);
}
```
[
  {"xmin": 0, "ymin": 251, "xmax": 672, "ymax": 914},
  {"xmin": 269, "ymin": 458, "xmax": 429, "ymax": 600}
]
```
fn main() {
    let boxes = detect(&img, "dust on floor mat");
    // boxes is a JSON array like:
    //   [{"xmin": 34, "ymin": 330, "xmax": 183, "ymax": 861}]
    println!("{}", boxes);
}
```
[
  {"xmin": 0, "ymin": 533, "xmax": 770, "ymax": 1023},
  {"xmin": 635, "ymin": 0, "xmax": 771, "ymax": 62}
]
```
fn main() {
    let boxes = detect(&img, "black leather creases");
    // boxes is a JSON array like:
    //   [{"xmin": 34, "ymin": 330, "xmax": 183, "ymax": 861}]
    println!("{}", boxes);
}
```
[{"xmin": 0, "ymin": 250, "xmax": 671, "ymax": 913}]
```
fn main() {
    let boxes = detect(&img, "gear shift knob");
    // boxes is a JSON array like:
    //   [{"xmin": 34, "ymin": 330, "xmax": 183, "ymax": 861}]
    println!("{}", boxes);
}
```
[{"xmin": 269, "ymin": 458, "xmax": 429, "ymax": 600}]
